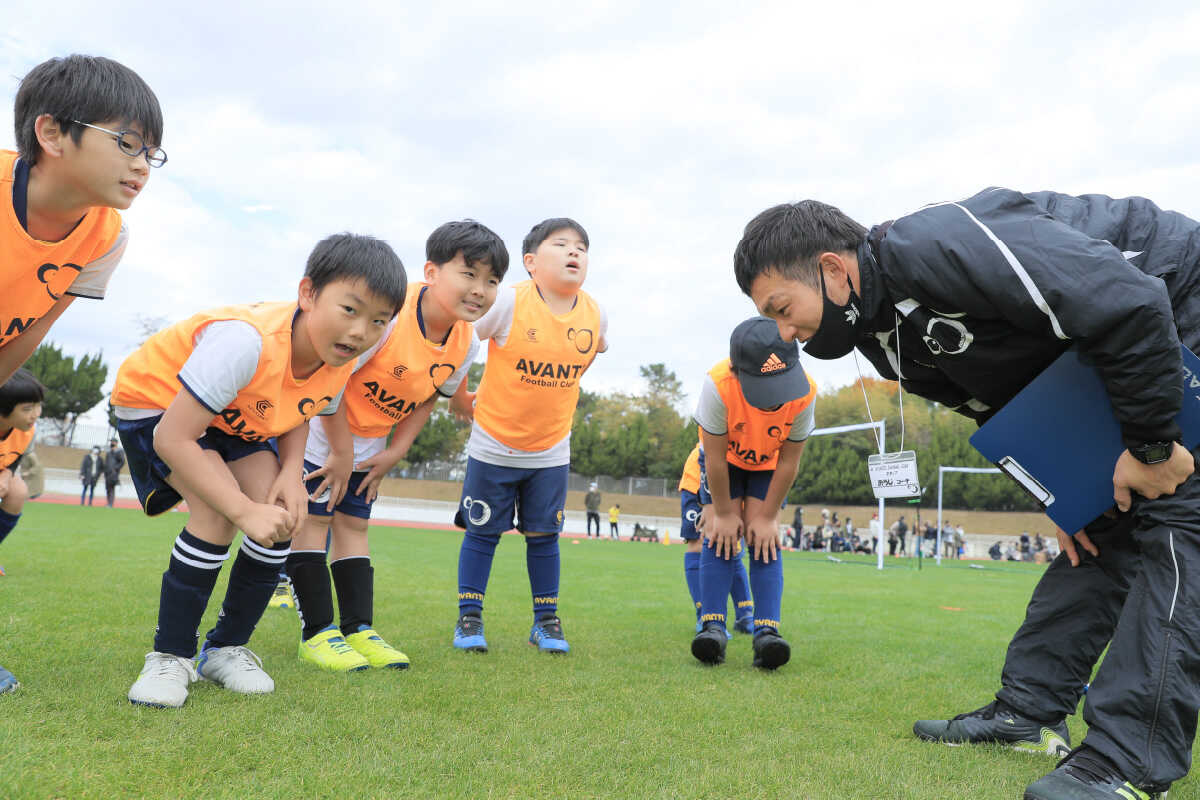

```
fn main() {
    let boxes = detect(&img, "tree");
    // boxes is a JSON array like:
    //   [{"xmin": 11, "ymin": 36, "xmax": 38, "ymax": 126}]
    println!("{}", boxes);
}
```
[{"xmin": 24, "ymin": 342, "xmax": 108, "ymax": 446}]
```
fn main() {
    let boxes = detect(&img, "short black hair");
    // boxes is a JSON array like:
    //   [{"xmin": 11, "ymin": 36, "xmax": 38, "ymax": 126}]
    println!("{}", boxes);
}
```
[
  {"xmin": 522, "ymin": 217, "xmax": 589, "ymax": 256},
  {"xmin": 15, "ymin": 55, "xmax": 163, "ymax": 165},
  {"xmin": 426, "ymin": 219, "xmax": 509, "ymax": 280},
  {"xmin": 305, "ymin": 233, "xmax": 407, "ymax": 314},
  {"xmin": 733, "ymin": 201, "xmax": 866, "ymax": 296},
  {"xmin": 0, "ymin": 369, "xmax": 45, "ymax": 417}
]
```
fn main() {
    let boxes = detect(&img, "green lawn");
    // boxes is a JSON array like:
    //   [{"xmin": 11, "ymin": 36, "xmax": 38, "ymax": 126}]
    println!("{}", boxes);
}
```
[{"xmin": 0, "ymin": 503, "xmax": 1193, "ymax": 799}]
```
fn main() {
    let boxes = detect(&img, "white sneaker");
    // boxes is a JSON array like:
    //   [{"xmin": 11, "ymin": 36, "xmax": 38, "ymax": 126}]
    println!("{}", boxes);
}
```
[
  {"xmin": 195, "ymin": 645, "xmax": 274, "ymax": 694},
  {"xmin": 128, "ymin": 652, "xmax": 197, "ymax": 708}
]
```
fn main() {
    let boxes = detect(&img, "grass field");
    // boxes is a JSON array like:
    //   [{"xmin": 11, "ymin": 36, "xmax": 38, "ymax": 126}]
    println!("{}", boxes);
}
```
[{"xmin": 1, "ymin": 503, "xmax": 1194, "ymax": 799}]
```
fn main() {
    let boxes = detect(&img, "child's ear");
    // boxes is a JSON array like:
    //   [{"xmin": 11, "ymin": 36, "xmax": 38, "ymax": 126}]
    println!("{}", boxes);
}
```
[
  {"xmin": 34, "ymin": 114, "xmax": 67, "ymax": 160},
  {"xmin": 298, "ymin": 276, "xmax": 317, "ymax": 312},
  {"xmin": 423, "ymin": 261, "xmax": 440, "ymax": 283}
]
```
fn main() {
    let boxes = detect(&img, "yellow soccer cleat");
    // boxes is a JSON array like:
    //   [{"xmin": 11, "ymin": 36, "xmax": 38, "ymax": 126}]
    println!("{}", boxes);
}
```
[
  {"xmin": 270, "ymin": 580, "xmax": 294, "ymax": 610},
  {"xmin": 345, "ymin": 628, "xmax": 410, "ymax": 670},
  {"xmin": 298, "ymin": 627, "xmax": 370, "ymax": 673}
]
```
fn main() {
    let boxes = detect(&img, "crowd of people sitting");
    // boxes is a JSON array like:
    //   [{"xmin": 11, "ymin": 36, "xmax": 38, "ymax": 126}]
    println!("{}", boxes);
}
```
[{"xmin": 988, "ymin": 531, "xmax": 1057, "ymax": 562}]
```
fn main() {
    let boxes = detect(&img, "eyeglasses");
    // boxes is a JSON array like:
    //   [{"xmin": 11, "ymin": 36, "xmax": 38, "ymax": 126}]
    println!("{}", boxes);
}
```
[{"xmin": 71, "ymin": 120, "xmax": 167, "ymax": 168}]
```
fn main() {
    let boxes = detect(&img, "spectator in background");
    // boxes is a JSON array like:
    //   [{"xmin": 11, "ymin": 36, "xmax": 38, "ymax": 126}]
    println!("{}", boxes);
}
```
[
  {"xmin": 80, "ymin": 445, "xmax": 101, "ymax": 505},
  {"xmin": 584, "ymin": 482, "xmax": 602, "ymax": 538},
  {"xmin": 896, "ymin": 515, "xmax": 908, "ymax": 555},
  {"xmin": 1033, "ymin": 532, "xmax": 1046, "ymax": 554},
  {"xmin": 100, "ymin": 438, "xmax": 125, "ymax": 507},
  {"xmin": 608, "ymin": 504, "xmax": 620, "ymax": 539},
  {"xmin": 989, "ymin": 541, "xmax": 1003, "ymax": 560},
  {"xmin": 952, "ymin": 524, "xmax": 964, "ymax": 559},
  {"xmin": 792, "ymin": 505, "xmax": 803, "ymax": 540}
]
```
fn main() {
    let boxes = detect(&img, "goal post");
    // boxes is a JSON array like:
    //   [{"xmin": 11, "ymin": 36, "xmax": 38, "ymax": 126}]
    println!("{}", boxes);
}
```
[
  {"xmin": 808, "ymin": 420, "xmax": 888, "ymax": 570},
  {"xmin": 935, "ymin": 465, "xmax": 1002, "ymax": 565}
]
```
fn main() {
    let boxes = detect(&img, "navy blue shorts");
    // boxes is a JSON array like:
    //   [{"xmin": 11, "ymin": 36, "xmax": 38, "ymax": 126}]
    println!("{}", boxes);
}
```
[
  {"xmin": 697, "ymin": 448, "xmax": 774, "ymax": 506},
  {"xmin": 304, "ymin": 459, "xmax": 374, "ymax": 520},
  {"xmin": 454, "ymin": 456, "xmax": 568, "ymax": 535},
  {"xmin": 680, "ymin": 490, "xmax": 702, "ymax": 541},
  {"xmin": 116, "ymin": 415, "xmax": 278, "ymax": 516}
]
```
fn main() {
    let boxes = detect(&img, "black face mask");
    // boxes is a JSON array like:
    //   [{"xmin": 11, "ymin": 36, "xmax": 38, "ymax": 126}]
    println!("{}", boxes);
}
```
[{"xmin": 802, "ymin": 267, "xmax": 864, "ymax": 360}]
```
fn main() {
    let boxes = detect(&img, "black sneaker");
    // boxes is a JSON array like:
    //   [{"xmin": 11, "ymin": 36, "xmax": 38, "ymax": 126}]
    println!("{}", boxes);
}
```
[
  {"xmin": 691, "ymin": 621, "xmax": 727, "ymax": 665},
  {"xmin": 1024, "ymin": 746, "xmax": 1166, "ymax": 799},
  {"xmin": 751, "ymin": 628, "xmax": 791, "ymax": 670},
  {"xmin": 913, "ymin": 700, "xmax": 1070, "ymax": 757}
]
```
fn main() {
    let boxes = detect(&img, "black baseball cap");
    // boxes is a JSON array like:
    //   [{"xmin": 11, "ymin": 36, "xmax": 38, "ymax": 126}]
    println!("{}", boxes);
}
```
[{"xmin": 729, "ymin": 317, "xmax": 809, "ymax": 410}]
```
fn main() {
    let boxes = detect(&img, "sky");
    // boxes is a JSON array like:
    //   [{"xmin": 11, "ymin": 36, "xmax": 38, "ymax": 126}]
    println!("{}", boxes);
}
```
[{"xmin": 5, "ymin": 0, "xmax": 1200, "ymax": 423}]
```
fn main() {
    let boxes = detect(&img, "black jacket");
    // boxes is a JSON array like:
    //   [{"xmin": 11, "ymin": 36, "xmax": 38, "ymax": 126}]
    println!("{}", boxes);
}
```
[{"xmin": 855, "ymin": 187, "xmax": 1200, "ymax": 447}]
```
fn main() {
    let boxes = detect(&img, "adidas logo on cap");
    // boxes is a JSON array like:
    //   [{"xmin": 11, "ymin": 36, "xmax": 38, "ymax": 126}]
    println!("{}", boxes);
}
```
[{"xmin": 760, "ymin": 353, "xmax": 786, "ymax": 373}]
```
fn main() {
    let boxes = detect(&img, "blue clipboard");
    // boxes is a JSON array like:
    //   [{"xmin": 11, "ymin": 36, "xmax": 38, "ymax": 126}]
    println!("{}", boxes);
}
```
[{"xmin": 970, "ymin": 345, "xmax": 1200, "ymax": 533}]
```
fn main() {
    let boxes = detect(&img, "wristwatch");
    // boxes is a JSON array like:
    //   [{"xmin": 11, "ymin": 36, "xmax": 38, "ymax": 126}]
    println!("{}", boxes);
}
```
[{"xmin": 1130, "ymin": 441, "xmax": 1174, "ymax": 465}]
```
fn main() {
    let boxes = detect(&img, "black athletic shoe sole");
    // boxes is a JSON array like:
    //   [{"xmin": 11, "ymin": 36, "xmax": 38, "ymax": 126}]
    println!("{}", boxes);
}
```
[
  {"xmin": 691, "ymin": 632, "xmax": 726, "ymax": 665},
  {"xmin": 752, "ymin": 636, "xmax": 791, "ymax": 670}
]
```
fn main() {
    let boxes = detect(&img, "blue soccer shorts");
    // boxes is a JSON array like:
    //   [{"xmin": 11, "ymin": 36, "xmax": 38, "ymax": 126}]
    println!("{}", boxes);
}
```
[
  {"xmin": 303, "ymin": 459, "xmax": 375, "ymax": 520},
  {"xmin": 117, "ymin": 414, "xmax": 277, "ymax": 516},
  {"xmin": 454, "ymin": 456, "xmax": 568, "ymax": 535},
  {"xmin": 697, "ymin": 448, "xmax": 774, "ymax": 506}
]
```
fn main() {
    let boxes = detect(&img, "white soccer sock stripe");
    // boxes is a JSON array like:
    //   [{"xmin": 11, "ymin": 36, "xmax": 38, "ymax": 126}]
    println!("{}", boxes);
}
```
[{"xmin": 239, "ymin": 537, "xmax": 291, "ymax": 565}]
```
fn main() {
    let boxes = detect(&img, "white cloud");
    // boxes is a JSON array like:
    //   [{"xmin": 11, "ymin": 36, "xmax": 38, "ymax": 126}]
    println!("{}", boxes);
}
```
[{"xmin": 3, "ymin": 0, "xmax": 1200, "ymax": 422}]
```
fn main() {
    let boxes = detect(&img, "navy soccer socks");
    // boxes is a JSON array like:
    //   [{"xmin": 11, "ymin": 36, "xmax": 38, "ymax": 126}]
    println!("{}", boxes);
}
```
[
  {"xmin": 154, "ymin": 529, "xmax": 230, "ymax": 657},
  {"xmin": 457, "ymin": 529, "xmax": 500, "ymax": 616},
  {"xmin": 730, "ymin": 548, "xmax": 754, "ymax": 623},
  {"xmin": 525, "ymin": 533, "xmax": 560, "ymax": 618},
  {"xmin": 684, "ymin": 550, "xmax": 702, "ymax": 621},
  {"xmin": 748, "ymin": 551, "xmax": 783, "ymax": 635},
  {"xmin": 698, "ymin": 539, "xmax": 736, "ymax": 628},
  {"xmin": 206, "ymin": 536, "xmax": 290, "ymax": 650},
  {"xmin": 331, "ymin": 556, "xmax": 373, "ymax": 636},
  {"xmin": 0, "ymin": 508, "xmax": 19, "ymax": 545},
  {"xmin": 287, "ymin": 550, "xmax": 334, "ymax": 641}
]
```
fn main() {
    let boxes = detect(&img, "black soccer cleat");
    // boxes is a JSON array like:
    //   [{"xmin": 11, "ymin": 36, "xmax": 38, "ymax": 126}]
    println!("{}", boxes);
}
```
[
  {"xmin": 913, "ymin": 700, "xmax": 1071, "ymax": 757},
  {"xmin": 750, "ymin": 628, "xmax": 791, "ymax": 670},
  {"xmin": 1024, "ymin": 745, "xmax": 1166, "ymax": 799},
  {"xmin": 691, "ymin": 622, "xmax": 727, "ymax": 665}
]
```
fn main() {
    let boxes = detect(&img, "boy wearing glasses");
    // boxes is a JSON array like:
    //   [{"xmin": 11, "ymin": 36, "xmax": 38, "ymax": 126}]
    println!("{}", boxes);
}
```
[{"xmin": 0, "ymin": 54, "xmax": 163, "ymax": 696}]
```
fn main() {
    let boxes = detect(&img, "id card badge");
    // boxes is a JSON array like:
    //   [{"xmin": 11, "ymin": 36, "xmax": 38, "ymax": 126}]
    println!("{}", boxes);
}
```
[{"xmin": 868, "ymin": 450, "xmax": 921, "ymax": 499}]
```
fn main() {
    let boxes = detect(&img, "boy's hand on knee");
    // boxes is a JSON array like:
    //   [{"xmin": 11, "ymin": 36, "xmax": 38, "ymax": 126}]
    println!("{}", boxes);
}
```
[
  {"xmin": 353, "ymin": 453, "xmax": 391, "ymax": 504},
  {"xmin": 706, "ymin": 512, "xmax": 742, "ymax": 559},
  {"xmin": 267, "ymin": 474, "xmax": 308, "ymax": 541},
  {"xmin": 305, "ymin": 455, "xmax": 352, "ymax": 512},
  {"xmin": 0, "ymin": 470, "xmax": 10, "ymax": 500},
  {"xmin": 236, "ymin": 502, "xmax": 291, "ymax": 546},
  {"xmin": 746, "ymin": 516, "xmax": 780, "ymax": 562}
]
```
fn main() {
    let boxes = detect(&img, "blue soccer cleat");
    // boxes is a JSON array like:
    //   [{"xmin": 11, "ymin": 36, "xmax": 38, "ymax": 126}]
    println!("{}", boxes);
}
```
[
  {"xmin": 529, "ymin": 614, "xmax": 570, "ymax": 654},
  {"xmin": 734, "ymin": 615, "xmax": 755, "ymax": 635},
  {"xmin": 0, "ymin": 664, "xmax": 18, "ymax": 694},
  {"xmin": 453, "ymin": 614, "xmax": 488, "ymax": 653}
]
